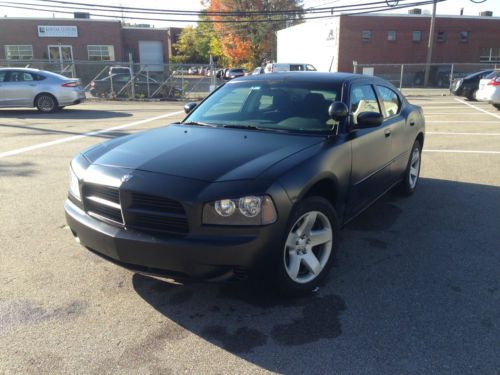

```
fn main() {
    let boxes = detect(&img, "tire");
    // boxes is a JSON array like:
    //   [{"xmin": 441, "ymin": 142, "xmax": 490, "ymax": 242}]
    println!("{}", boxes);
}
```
[
  {"xmin": 466, "ymin": 90, "xmax": 477, "ymax": 101},
  {"xmin": 275, "ymin": 196, "xmax": 339, "ymax": 296},
  {"xmin": 493, "ymin": 104, "xmax": 500, "ymax": 111},
  {"xmin": 396, "ymin": 139, "xmax": 422, "ymax": 196},
  {"xmin": 57, "ymin": 106, "xmax": 65, "ymax": 111},
  {"xmin": 35, "ymin": 94, "xmax": 57, "ymax": 113}
]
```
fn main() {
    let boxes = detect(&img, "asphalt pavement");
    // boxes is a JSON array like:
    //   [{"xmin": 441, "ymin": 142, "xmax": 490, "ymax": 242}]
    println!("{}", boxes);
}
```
[{"xmin": 0, "ymin": 96, "xmax": 499, "ymax": 374}]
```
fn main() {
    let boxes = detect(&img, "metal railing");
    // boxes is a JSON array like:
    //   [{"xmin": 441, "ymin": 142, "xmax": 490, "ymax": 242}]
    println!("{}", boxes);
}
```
[
  {"xmin": 0, "ymin": 59, "xmax": 223, "ymax": 101},
  {"xmin": 353, "ymin": 62, "xmax": 499, "ymax": 90}
]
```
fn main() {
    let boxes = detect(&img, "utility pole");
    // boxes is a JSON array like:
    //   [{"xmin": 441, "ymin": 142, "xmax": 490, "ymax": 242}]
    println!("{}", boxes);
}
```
[{"xmin": 424, "ymin": 0, "xmax": 437, "ymax": 87}]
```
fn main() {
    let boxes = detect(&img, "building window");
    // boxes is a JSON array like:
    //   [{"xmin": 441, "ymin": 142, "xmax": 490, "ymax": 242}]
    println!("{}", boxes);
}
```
[
  {"xmin": 437, "ymin": 31, "xmax": 446, "ymax": 42},
  {"xmin": 362, "ymin": 30, "xmax": 372, "ymax": 42},
  {"xmin": 5, "ymin": 45, "xmax": 33, "ymax": 60},
  {"xmin": 459, "ymin": 31, "xmax": 469, "ymax": 42},
  {"xmin": 87, "ymin": 45, "xmax": 115, "ymax": 61},
  {"xmin": 388, "ymin": 31, "xmax": 396, "ymax": 41},
  {"xmin": 480, "ymin": 47, "xmax": 500, "ymax": 63},
  {"xmin": 412, "ymin": 31, "xmax": 422, "ymax": 42}
]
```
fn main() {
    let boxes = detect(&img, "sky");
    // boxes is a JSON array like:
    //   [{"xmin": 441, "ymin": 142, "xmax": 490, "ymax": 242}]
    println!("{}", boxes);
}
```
[{"xmin": 1, "ymin": 0, "xmax": 500, "ymax": 28}]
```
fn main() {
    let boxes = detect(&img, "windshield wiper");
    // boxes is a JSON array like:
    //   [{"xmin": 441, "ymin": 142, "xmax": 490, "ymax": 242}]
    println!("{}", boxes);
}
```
[
  {"xmin": 181, "ymin": 121, "xmax": 217, "ymax": 127},
  {"xmin": 222, "ymin": 124, "xmax": 261, "ymax": 130}
]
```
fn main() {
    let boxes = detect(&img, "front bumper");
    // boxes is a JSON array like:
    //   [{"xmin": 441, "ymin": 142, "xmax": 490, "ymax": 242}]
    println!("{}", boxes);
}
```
[{"xmin": 65, "ymin": 199, "xmax": 286, "ymax": 280}]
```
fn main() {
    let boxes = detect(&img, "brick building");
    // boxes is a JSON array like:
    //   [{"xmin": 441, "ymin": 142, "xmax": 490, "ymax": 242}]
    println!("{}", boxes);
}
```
[
  {"xmin": 0, "ymin": 17, "xmax": 182, "ymax": 69},
  {"xmin": 277, "ymin": 12, "xmax": 500, "ymax": 73}
]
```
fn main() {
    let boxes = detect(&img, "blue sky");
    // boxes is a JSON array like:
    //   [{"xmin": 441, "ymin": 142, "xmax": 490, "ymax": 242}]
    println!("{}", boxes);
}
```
[{"xmin": 1, "ymin": 0, "xmax": 499, "ymax": 27}]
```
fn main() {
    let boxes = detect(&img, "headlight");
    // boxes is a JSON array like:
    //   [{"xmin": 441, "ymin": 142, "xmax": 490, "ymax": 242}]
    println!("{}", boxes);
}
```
[
  {"xmin": 203, "ymin": 195, "xmax": 277, "ymax": 226},
  {"xmin": 69, "ymin": 166, "xmax": 81, "ymax": 201}
]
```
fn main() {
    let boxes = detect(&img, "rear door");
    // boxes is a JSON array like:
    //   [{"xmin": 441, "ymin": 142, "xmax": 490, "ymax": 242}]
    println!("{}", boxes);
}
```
[
  {"xmin": 347, "ymin": 83, "xmax": 393, "ymax": 216},
  {"xmin": 1, "ymin": 71, "xmax": 39, "ymax": 107}
]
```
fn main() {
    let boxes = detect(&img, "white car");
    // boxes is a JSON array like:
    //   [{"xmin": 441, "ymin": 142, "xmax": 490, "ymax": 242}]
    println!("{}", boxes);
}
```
[
  {"xmin": 264, "ymin": 63, "xmax": 317, "ymax": 73},
  {"xmin": 475, "ymin": 70, "xmax": 500, "ymax": 110}
]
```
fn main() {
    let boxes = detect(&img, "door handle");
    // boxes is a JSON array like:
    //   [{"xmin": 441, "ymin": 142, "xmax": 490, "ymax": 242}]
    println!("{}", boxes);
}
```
[
  {"xmin": 410, "ymin": 121, "xmax": 416, "ymax": 126},
  {"xmin": 29, "ymin": 84, "xmax": 37, "ymax": 87},
  {"xmin": 384, "ymin": 128, "xmax": 392, "ymax": 137}
]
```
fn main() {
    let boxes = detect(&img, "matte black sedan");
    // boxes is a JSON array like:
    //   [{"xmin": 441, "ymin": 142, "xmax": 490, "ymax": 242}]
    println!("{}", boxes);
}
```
[
  {"xmin": 451, "ymin": 70, "xmax": 494, "ymax": 100},
  {"xmin": 65, "ymin": 72, "xmax": 425, "ymax": 295}
]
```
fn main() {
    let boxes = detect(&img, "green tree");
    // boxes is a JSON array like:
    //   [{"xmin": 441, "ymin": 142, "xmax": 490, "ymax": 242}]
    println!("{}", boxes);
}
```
[{"xmin": 172, "ymin": 13, "xmax": 228, "ymax": 65}]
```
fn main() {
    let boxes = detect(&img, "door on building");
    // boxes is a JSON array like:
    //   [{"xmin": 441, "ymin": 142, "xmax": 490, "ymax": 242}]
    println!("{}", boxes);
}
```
[
  {"xmin": 138, "ymin": 41, "xmax": 164, "ymax": 72},
  {"xmin": 48, "ymin": 45, "xmax": 74, "ymax": 76}
]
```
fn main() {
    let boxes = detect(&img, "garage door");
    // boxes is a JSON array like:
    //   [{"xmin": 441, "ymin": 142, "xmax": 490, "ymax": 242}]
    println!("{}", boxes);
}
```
[{"xmin": 139, "ymin": 41, "xmax": 163, "ymax": 72}]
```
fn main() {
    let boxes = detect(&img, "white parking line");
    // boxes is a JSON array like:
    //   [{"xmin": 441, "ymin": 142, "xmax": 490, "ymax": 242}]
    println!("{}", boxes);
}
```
[
  {"xmin": 424, "ymin": 149, "xmax": 500, "ymax": 154},
  {"xmin": 427, "ymin": 131, "xmax": 500, "ymax": 136},
  {"xmin": 422, "ymin": 112, "xmax": 490, "ymax": 115},
  {"xmin": 0, "ymin": 110, "xmax": 184, "ymax": 159},
  {"xmin": 427, "ymin": 120, "xmax": 498, "ymax": 123},
  {"xmin": 422, "ymin": 106, "xmax": 479, "ymax": 109},
  {"xmin": 455, "ymin": 99, "xmax": 500, "ymax": 120}
]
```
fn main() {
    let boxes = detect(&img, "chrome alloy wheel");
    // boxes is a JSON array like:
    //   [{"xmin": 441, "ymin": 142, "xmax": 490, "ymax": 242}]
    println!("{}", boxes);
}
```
[
  {"xmin": 38, "ymin": 95, "xmax": 55, "ymax": 112},
  {"xmin": 409, "ymin": 146, "xmax": 421, "ymax": 189},
  {"xmin": 284, "ymin": 211, "xmax": 333, "ymax": 284}
]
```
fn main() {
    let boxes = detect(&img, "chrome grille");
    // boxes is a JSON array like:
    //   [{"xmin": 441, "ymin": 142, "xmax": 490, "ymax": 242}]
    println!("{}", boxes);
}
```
[
  {"xmin": 82, "ymin": 184, "xmax": 189, "ymax": 235},
  {"xmin": 82, "ymin": 184, "xmax": 123, "ymax": 225},
  {"xmin": 125, "ymin": 192, "xmax": 189, "ymax": 235}
]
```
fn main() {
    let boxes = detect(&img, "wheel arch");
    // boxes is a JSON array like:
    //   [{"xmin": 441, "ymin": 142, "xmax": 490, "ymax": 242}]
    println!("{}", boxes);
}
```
[
  {"xmin": 416, "ymin": 132, "xmax": 425, "ymax": 148},
  {"xmin": 33, "ymin": 92, "xmax": 59, "ymax": 107},
  {"xmin": 299, "ymin": 176, "xmax": 339, "ymax": 212}
]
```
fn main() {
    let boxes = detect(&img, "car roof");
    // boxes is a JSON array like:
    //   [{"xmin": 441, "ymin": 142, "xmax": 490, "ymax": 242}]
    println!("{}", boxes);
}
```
[
  {"xmin": 0, "ymin": 67, "xmax": 43, "ymax": 72},
  {"xmin": 234, "ymin": 71, "xmax": 390, "ymax": 85}
]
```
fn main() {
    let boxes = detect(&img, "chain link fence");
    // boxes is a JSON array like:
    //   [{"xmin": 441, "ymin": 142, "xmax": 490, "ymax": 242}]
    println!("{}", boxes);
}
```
[
  {"xmin": 353, "ymin": 62, "xmax": 500, "ymax": 90},
  {"xmin": 0, "ymin": 59, "xmax": 224, "ymax": 101}
]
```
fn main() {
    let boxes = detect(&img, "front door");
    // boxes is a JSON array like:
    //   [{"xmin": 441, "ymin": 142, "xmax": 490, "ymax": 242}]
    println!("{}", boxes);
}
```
[
  {"xmin": 1, "ymin": 70, "xmax": 40, "ymax": 106},
  {"xmin": 347, "ymin": 84, "xmax": 392, "ymax": 216},
  {"xmin": 48, "ymin": 45, "xmax": 74, "ymax": 76}
]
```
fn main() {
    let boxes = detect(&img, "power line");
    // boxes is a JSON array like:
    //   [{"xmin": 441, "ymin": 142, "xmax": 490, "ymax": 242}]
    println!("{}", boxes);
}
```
[
  {"xmin": 1, "ymin": 0, "xmax": 438, "ymax": 16},
  {"xmin": 0, "ymin": 0, "xmax": 447, "ymax": 23}
]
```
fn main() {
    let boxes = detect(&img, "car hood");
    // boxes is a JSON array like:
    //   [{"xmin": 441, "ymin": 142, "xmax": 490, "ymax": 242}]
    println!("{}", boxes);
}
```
[{"xmin": 83, "ymin": 124, "xmax": 323, "ymax": 182}]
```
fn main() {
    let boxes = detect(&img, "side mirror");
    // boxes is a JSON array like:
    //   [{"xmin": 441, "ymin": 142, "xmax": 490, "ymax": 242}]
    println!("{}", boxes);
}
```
[
  {"xmin": 184, "ymin": 102, "xmax": 197, "ymax": 114},
  {"xmin": 357, "ymin": 111, "xmax": 384, "ymax": 128},
  {"xmin": 328, "ymin": 101, "xmax": 349, "ymax": 121}
]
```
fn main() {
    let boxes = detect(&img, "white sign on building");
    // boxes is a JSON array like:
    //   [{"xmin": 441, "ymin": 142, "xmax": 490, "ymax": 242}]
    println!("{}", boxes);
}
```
[{"xmin": 38, "ymin": 25, "xmax": 78, "ymax": 38}]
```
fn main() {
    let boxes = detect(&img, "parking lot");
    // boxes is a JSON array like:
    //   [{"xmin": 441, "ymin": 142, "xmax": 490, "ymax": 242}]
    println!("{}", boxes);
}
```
[{"xmin": 1, "ymin": 95, "xmax": 499, "ymax": 374}]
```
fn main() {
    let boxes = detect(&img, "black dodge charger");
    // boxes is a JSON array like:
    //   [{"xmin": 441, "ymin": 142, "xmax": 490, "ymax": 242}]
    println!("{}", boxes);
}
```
[{"xmin": 65, "ymin": 72, "xmax": 425, "ymax": 295}]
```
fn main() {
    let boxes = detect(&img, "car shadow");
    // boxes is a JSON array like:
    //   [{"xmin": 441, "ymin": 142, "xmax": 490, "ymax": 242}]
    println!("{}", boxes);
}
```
[
  {"xmin": 131, "ymin": 178, "xmax": 500, "ymax": 373},
  {"xmin": 0, "ymin": 123, "xmax": 130, "ymax": 139},
  {"xmin": 0, "ymin": 108, "xmax": 133, "ymax": 120},
  {"xmin": 0, "ymin": 161, "xmax": 37, "ymax": 178}
]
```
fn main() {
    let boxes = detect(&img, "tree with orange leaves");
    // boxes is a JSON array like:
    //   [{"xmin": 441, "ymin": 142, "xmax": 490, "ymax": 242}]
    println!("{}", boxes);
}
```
[{"xmin": 207, "ymin": 0, "xmax": 303, "ymax": 68}]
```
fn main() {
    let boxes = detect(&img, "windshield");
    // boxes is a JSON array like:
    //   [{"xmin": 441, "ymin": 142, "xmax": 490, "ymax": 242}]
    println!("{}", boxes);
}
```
[{"xmin": 185, "ymin": 80, "xmax": 341, "ymax": 134}]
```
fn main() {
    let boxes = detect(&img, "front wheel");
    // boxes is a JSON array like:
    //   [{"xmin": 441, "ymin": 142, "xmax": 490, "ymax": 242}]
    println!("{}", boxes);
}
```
[
  {"xmin": 493, "ymin": 104, "xmax": 500, "ymax": 110},
  {"xmin": 396, "ymin": 139, "xmax": 422, "ymax": 196},
  {"xmin": 276, "ymin": 196, "xmax": 339, "ymax": 296}
]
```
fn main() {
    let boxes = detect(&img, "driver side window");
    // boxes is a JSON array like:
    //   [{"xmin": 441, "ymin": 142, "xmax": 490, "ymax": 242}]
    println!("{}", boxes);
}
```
[{"xmin": 350, "ymin": 85, "xmax": 381, "ymax": 125}]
